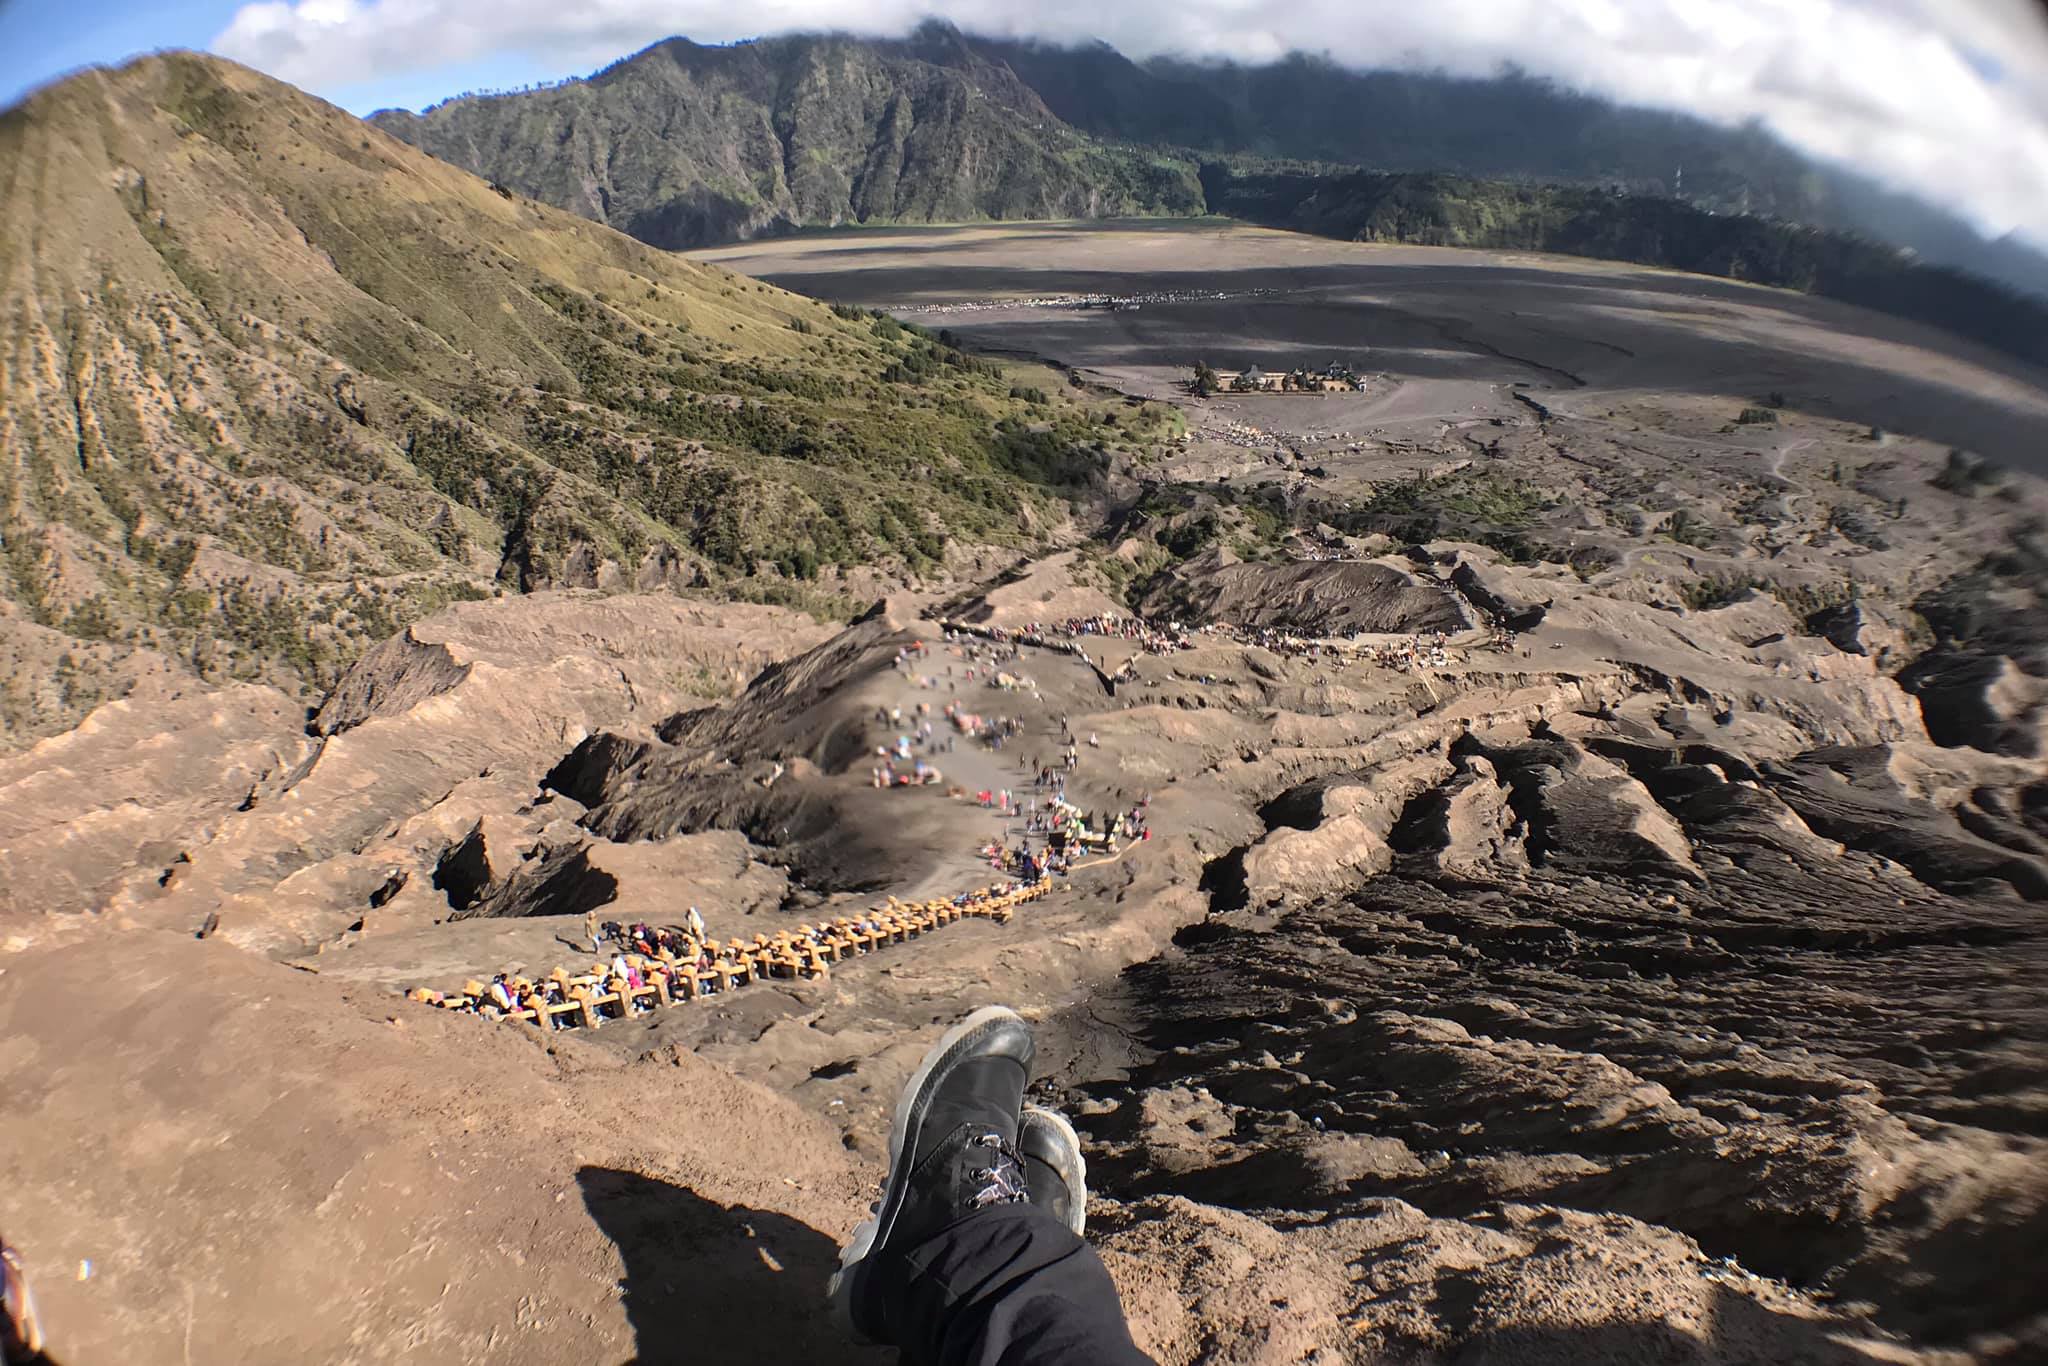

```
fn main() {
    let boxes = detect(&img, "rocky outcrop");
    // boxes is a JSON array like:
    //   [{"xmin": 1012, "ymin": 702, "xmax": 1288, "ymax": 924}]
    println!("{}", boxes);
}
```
[
  {"xmin": 1067, "ymin": 727, "xmax": 2048, "ymax": 1348},
  {"xmin": 1900, "ymin": 652, "xmax": 2048, "ymax": 757},
  {"xmin": 1405, "ymin": 754, "xmax": 1532, "ymax": 875},
  {"xmin": 1451, "ymin": 557, "xmax": 1549, "ymax": 631},
  {"xmin": 1232, "ymin": 755, "xmax": 1453, "ymax": 912},
  {"xmin": 447, "ymin": 833, "xmax": 620, "ymax": 922},
  {"xmin": 1480, "ymin": 738, "xmax": 1703, "ymax": 884},
  {"xmin": 1765, "ymin": 747, "xmax": 2048, "ymax": 900},
  {"xmin": 1142, "ymin": 553, "xmax": 1470, "ymax": 636},
  {"xmin": 312, "ymin": 628, "xmax": 471, "ymax": 737},
  {"xmin": 1807, "ymin": 599, "xmax": 1907, "ymax": 664}
]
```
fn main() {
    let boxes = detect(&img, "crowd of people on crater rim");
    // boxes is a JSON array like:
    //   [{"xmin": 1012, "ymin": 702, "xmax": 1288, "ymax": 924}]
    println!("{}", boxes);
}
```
[
  {"xmin": 871, "ymin": 632, "xmax": 1158, "ymax": 883},
  {"xmin": 866, "ymin": 638, "xmax": 1049, "ymax": 789},
  {"xmin": 942, "ymin": 612, "xmax": 1517, "ymax": 679}
]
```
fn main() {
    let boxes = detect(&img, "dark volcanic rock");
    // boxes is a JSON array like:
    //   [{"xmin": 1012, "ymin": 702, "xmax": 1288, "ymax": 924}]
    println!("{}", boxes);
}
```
[
  {"xmin": 1452, "ymin": 559, "xmax": 1549, "ymax": 631},
  {"xmin": 1898, "ymin": 651, "xmax": 2047, "ymax": 757},
  {"xmin": 1902, "ymin": 542, "xmax": 2048, "ymax": 756},
  {"xmin": 1806, "ymin": 599, "xmax": 1904, "ymax": 662},
  {"xmin": 1765, "ymin": 747, "xmax": 2048, "ymax": 899},
  {"xmin": 1141, "ymin": 555, "xmax": 1469, "ymax": 636},
  {"xmin": 313, "ymin": 628, "xmax": 469, "ymax": 737},
  {"xmin": 1058, "ymin": 732, "xmax": 2048, "ymax": 1349}
]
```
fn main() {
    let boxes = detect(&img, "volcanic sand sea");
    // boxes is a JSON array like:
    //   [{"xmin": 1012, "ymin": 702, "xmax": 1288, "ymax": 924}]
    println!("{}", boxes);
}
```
[{"xmin": 697, "ymin": 220, "xmax": 2048, "ymax": 471}]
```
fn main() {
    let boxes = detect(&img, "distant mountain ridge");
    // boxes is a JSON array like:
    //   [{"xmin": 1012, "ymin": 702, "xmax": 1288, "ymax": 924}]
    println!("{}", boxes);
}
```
[
  {"xmin": 369, "ymin": 29, "xmax": 1205, "ymax": 249},
  {"xmin": 370, "ymin": 23, "xmax": 2048, "ymax": 303},
  {"xmin": 974, "ymin": 36, "xmax": 2048, "ymax": 302}
]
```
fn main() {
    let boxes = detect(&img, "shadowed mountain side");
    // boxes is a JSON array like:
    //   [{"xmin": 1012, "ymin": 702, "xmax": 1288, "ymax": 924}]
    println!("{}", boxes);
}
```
[
  {"xmin": 968, "ymin": 32, "xmax": 2048, "ymax": 305},
  {"xmin": 707, "ymin": 241, "xmax": 2048, "ymax": 469}
]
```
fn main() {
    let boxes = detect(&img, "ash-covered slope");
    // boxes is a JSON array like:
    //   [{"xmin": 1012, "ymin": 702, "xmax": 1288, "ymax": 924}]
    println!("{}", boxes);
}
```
[
  {"xmin": 1066, "ymin": 720, "xmax": 2048, "ymax": 1354},
  {"xmin": 0, "ymin": 926, "xmax": 885, "ymax": 1364},
  {"xmin": 6, "ymin": 531, "xmax": 2048, "ymax": 1361},
  {"xmin": 1140, "ymin": 550, "xmax": 1470, "ymax": 637}
]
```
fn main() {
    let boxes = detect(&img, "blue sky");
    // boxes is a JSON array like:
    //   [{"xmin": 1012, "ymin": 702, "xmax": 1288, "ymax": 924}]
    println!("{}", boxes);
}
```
[
  {"xmin": 0, "ymin": 0, "xmax": 580, "ymax": 113},
  {"xmin": 2, "ymin": 0, "xmax": 2044, "ymax": 248}
]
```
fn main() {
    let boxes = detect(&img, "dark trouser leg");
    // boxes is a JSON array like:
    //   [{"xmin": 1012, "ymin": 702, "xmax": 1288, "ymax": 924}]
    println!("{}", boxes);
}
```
[{"xmin": 876, "ymin": 1205, "xmax": 1156, "ymax": 1366}]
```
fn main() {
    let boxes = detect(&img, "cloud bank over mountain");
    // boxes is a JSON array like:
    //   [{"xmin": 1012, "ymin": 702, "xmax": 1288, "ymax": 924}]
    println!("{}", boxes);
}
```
[{"xmin": 213, "ymin": 0, "xmax": 2048, "ymax": 249}]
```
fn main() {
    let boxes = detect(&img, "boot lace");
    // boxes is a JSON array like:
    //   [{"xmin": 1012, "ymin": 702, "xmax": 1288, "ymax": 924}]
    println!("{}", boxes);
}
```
[{"xmin": 965, "ymin": 1130, "xmax": 1030, "ymax": 1211}]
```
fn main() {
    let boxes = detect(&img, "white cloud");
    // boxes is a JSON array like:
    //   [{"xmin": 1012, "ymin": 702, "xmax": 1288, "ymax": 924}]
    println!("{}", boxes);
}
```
[{"xmin": 212, "ymin": 0, "xmax": 2048, "ymax": 246}]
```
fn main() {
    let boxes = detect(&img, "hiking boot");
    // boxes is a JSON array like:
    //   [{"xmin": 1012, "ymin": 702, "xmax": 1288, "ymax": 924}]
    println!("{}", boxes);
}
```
[
  {"xmin": 1020, "ymin": 1104, "xmax": 1088, "ymax": 1236},
  {"xmin": 829, "ymin": 1005, "xmax": 1035, "ymax": 1343}
]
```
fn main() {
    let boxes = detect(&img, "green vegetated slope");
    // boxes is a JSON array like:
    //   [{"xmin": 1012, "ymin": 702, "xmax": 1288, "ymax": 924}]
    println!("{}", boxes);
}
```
[
  {"xmin": 369, "ymin": 28, "xmax": 1205, "ymax": 249},
  {"xmin": 1202, "ymin": 164, "xmax": 2048, "ymax": 368},
  {"xmin": 0, "ymin": 53, "xmax": 1110, "ymax": 733}
]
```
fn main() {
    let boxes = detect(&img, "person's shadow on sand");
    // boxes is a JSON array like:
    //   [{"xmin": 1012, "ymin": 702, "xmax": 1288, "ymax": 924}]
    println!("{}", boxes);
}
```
[{"xmin": 578, "ymin": 1167, "xmax": 888, "ymax": 1366}]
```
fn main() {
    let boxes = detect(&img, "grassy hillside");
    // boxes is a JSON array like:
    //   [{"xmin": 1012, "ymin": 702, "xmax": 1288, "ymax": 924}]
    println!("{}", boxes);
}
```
[
  {"xmin": 0, "ymin": 53, "xmax": 1115, "ymax": 740},
  {"xmin": 370, "ymin": 30, "xmax": 1205, "ymax": 249}
]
